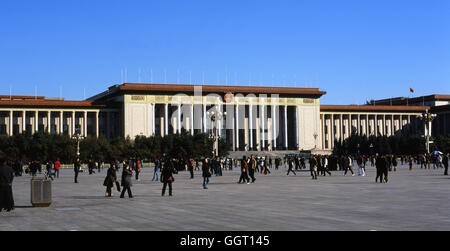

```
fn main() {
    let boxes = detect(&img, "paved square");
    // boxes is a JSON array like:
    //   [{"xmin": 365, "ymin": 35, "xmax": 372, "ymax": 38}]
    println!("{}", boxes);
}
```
[{"xmin": 1, "ymin": 164, "xmax": 449, "ymax": 231}]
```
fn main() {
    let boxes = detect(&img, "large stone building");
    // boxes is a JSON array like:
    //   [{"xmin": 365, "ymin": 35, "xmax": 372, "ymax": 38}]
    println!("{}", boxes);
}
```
[{"xmin": 0, "ymin": 83, "xmax": 446, "ymax": 153}]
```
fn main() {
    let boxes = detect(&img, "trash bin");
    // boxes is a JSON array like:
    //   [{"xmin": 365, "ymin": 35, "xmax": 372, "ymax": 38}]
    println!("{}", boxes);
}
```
[{"xmin": 31, "ymin": 178, "xmax": 52, "ymax": 207}]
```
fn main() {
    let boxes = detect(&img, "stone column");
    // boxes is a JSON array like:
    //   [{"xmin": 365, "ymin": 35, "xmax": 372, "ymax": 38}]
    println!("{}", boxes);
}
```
[
  {"xmin": 165, "ymin": 104, "xmax": 169, "ymax": 135},
  {"xmin": 9, "ymin": 110, "xmax": 13, "ymax": 136},
  {"xmin": 366, "ymin": 114, "xmax": 369, "ymax": 137},
  {"xmin": 261, "ymin": 104, "xmax": 265, "ymax": 150},
  {"xmin": 96, "ymin": 111, "xmax": 99, "ymax": 137},
  {"xmin": 177, "ymin": 104, "xmax": 181, "ymax": 134},
  {"xmin": 59, "ymin": 111, "xmax": 63, "ymax": 134},
  {"xmin": 190, "ymin": 104, "xmax": 194, "ymax": 136},
  {"xmin": 391, "ymin": 114, "xmax": 394, "ymax": 136},
  {"xmin": 71, "ymin": 111, "xmax": 75, "ymax": 137},
  {"xmin": 330, "ymin": 114, "xmax": 334, "ymax": 149},
  {"xmin": 235, "ymin": 104, "xmax": 239, "ymax": 151},
  {"xmin": 357, "ymin": 114, "xmax": 361, "ymax": 136},
  {"xmin": 22, "ymin": 111, "xmax": 26, "ymax": 134},
  {"xmin": 249, "ymin": 104, "xmax": 253, "ymax": 150},
  {"xmin": 203, "ymin": 103, "xmax": 206, "ymax": 133},
  {"xmin": 295, "ymin": 106, "xmax": 299, "ymax": 150},
  {"xmin": 153, "ymin": 104, "xmax": 156, "ymax": 136},
  {"xmin": 47, "ymin": 111, "xmax": 51, "ymax": 133},
  {"xmin": 272, "ymin": 104, "xmax": 277, "ymax": 150},
  {"xmin": 35, "ymin": 111, "xmax": 39, "ymax": 134},
  {"xmin": 244, "ymin": 111, "xmax": 249, "ymax": 151},
  {"xmin": 284, "ymin": 105, "xmax": 288, "ymax": 150},
  {"xmin": 256, "ymin": 115, "xmax": 260, "ymax": 151},
  {"xmin": 84, "ymin": 111, "xmax": 88, "ymax": 137},
  {"xmin": 321, "ymin": 114, "xmax": 325, "ymax": 150}
]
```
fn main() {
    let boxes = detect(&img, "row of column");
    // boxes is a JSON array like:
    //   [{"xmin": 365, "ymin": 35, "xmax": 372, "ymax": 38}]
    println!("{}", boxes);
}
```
[
  {"xmin": 321, "ymin": 113, "xmax": 413, "ymax": 149},
  {"xmin": 153, "ymin": 103, "xmax": 293, "ymax": 152},
  {"xmin": 0, "ymin": 110, "xmax": 100, "ymax": 138}
]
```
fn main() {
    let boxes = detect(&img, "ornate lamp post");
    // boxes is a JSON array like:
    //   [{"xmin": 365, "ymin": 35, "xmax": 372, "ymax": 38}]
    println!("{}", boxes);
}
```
[
  {"xmin": 72, "ymin": 129, "xmax": 85, "ymax": 157},
  {"xmin": 417, "ymin": 109, "xmax": 437, "ymax": 155},
  {"xmin": 207, "ymin": 108, "xmax": 226, "ymax": 157}
]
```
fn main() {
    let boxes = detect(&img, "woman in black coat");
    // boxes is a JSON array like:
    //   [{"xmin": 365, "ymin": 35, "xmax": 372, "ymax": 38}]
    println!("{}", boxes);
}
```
[
  {"xmin": 120, "ymin": 165, "xmax": 133, "ymax": 198},
  {"xmin": 161, "ymin": 158, "xmax": 177, "ymax": 196},
  {"xmin": 0, "ymin": 157, "xmax": 14, "ymax": 212},
  {"xmin": 202, "ymin": 158, "xmax": 211, "ymax": 189},
  {"xmin": 103, "ymin": 164, "xmax": 117, "ymax": 197}
]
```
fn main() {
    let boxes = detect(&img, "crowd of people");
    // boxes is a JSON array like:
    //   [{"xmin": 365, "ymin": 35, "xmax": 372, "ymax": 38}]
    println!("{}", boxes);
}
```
[{"xmin": 0, "ymin": 151, "xmax": 448, "ymax": 213}]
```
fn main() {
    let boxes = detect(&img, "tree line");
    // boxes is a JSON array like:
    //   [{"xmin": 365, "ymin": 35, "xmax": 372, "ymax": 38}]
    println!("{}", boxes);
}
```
[
  {"xmin": 333, "ymin": 134, "xmax": 450, "ymax": 156},
  {"xmin": 0, "ymin": 131, "xmax": 229, "ymax": 164}
]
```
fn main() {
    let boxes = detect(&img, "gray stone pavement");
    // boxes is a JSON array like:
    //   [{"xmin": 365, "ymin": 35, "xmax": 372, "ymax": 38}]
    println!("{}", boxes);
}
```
[{"xmin": 1, "ymin": 164, "xmax": 449, "ymax": 231}]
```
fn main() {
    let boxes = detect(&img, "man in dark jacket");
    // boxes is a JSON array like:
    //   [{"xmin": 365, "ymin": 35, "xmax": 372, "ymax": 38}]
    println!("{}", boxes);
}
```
[
  {"xmin": 0, "ymin": 156, "xmax": 14, "ymax": 212},
  {"xmin": 120, "ymin": 164, "xmax": 133, "ymax": 198},
  {"xmin": 375, "ymin": 155, "xmax": 387, "ymax": 183},
  {"xmin": 161, "ymin": 158, "xmax": 177, "ymax": 196},
  {"xmin": 287, "ymin": 158, "xmax": 296, "ymax": 176},
  {"xmin": 248, "ymin": 155, "xmax": 257, "ymax": 183},
  {"xmin": 74, "ymin": 157, "xmax": 81, "ymax": 183},
  {"xmin": 104, "ymin": 163, "xmax": 118, "ymax": 197},
  {"xmin": 443, "ymin": 153, "xmax": 449, "ymax": 176}
]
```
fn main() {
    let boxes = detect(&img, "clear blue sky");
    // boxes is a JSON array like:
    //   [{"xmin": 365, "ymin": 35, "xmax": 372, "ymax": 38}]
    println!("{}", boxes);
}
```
[{"xmin": 1, "ymin": 0, "xmax": 449, "ymax": 104}]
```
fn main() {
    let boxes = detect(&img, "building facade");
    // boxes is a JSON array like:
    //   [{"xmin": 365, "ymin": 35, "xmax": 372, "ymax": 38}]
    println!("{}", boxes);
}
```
[{"xmin": 0, "ymin": 83, "xmax": 445, "ymax": 152}]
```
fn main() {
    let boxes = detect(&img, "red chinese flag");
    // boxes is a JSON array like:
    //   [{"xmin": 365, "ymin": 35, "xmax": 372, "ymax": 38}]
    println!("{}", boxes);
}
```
[{"xmin": 410, "ymin": 88, "xmax": 414, "ymax": 93}]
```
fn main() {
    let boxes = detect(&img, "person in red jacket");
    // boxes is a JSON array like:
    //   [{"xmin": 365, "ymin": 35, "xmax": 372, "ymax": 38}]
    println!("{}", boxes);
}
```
[{"xmin": 54, "ymin": 158, "xmax": 61, "ymax": 178}]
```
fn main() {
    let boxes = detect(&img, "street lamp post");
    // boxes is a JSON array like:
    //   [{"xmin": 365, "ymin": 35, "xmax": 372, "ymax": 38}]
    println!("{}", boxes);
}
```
[
  {"xmin": 207, "ymin": 108, "xmax": 226, "ymax": 157},
  {"xmin": 418, "ymin": 109, "xmax": 437, "ymax": 156},
  {"xmin": 72, "ymin": 129, "xmax": 85, "ymax": 157}
]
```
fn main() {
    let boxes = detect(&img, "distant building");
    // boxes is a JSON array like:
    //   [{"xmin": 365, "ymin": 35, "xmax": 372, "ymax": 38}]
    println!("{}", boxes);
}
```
[
  {"xmin": 1, "ymin": 83, "xmax": 446, "ymax": 153},
  {"xmin": 369, "ymin": 95, "xmax": 450, "ymax": 136}
]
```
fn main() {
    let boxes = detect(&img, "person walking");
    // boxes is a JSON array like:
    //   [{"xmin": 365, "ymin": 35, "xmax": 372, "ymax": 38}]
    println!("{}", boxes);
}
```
[
  {"xmin": 357, "ymin": 155, "xmax": 365, "ymax": 176},
  {"xmin": 287, "ymin": 158, "xmax": 297, "ymax": 176},
  {"xmin": 202, "ymin": 158, "xmax": 211, "ymax": 189},
  {"xmin": 74, "ymin": 157, "xmax": 81, "ymax": 183},
  {"xmin": 375, "ymin": 155, "xmax": 384, "ymax": 183},
  {"xmin": 45, "ymin": 160, "xmax": 54, "ymax": 180},
  {"xmin": 409, "ymin": 156, "xmax": 414, "ymax": 171},
  {"xmin": 120, "ymin": 165, "xmax": 133, "ymax": 198},
  {"xmin": 322, "ymin": 156, "xmax": 332, "ymax": 176},
  {"xmin": 238, "ymin": 156, "xmax": 250, "ymax": 184},
  {"xmin": 161, "ymin": 157, "xmax": 177, "ymax": 196},
  {"xmin": 310, "ymin": 156, "xmax": 318, "ymax": 180},
  {"xmin": 103, "ymin": 163, "xmax": 117, "ymax": 197},
  {"xmin": 344, "ymin": 155, "xmax": 355, "ymax": 176},
  {"xmin": 392, "ymin": 155, "xmax": 398, "ymax": 172},
  {"xmin": 0, "ymin": 156, "xmax": 14, "ymax": 212},
  {"xmin": 188, "ymin": 158, "xmax": 194, "ymax": 179},
  {"xmin": 248, "ymin": 155, "xmax": 257, "ymax": 183},
  {"xmin": 443, "ymin": 153, "xmax": 449, "ymax": 175},
  {"xmin": 54, "ymin": 158, "xmax": 61, "ymax": 178},
  {"xmin": 264, "ymin": 157, "xmax": 271, "ymax": 175},
  {"xmin": 275, "ymin": 158, "xmax": 280, "ymax": 170},
  {"xmin": 135, "ymin": 159, "xmax": 141, "ymax": 181},
  {"xmin": 153, "ymin": 158, "xmax": 161, "ymax": 182}
]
